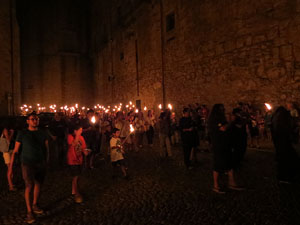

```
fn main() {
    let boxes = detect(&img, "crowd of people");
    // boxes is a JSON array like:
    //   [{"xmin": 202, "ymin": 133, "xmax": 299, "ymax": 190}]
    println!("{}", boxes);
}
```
[{"xmin": 1, "ymin": 101, "xmax": 300, "ymax": 223}]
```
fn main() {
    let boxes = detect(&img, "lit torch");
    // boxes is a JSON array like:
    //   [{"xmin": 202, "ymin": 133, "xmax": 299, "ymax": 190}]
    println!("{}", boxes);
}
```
[
  {"xmin": 123, "ymin": 124, "xmax": 135, "ymax": 145},
  {"xmin": 130, "ymin": 124, "xmax": 134, "ymax": 133},
  {"xmin": 144, "ymin": 106, "xmax": 147, "ymax": 111},
  {"xmin": 91, "ymin": 116, "xmax": 96, "ymax": 124},
  {"xmin": 158, "ymin": 104, "xmax": 162, "ymax": 110},
  {"xmin": 168, "ymin": 104, "xmax": 173, "ymax": 110},
  {"xmin": 265, "ymin": 103, "xmax": 272, "ymax": 111}
]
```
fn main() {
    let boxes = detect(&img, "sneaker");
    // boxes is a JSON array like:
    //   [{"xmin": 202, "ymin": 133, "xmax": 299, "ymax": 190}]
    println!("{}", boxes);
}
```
[
  {"xmin": 74, "ymin": 195, "xmax": 83, "ymax": 203},
  {"xmin": 32, "ymin": 205, "xmax": 44, "ymax": 214},
  {"xmin": 26, "ymin": 212, "xmax": 35, "ymax": 224}
]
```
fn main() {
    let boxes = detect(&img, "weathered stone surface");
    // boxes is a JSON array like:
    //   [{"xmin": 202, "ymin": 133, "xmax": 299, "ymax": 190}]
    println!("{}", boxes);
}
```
[
  {"xmin": 0, "ymin": 0, "xmax": 20, "ymax": 116},
  {"xmin": 17, "ymin": 0, "xmax": 93, "ymax": 107},
  {"xmin": 90, "ymin": 0, "xmax": 300, "ymax": 111},
  {"xmin": 4, "ymin": 0, "xmax": 300, "ymax": 114}
]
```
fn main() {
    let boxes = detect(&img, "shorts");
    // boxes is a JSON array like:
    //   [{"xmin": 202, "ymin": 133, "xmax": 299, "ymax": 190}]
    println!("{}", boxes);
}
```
[
  {"xmin": 2, "ymin": 151, "xmax": 12, "ymax": 164},
  {"xmin": 68, "ymin": 165, "xmax": 82, "ymax": 177},
  {"xmin": 112, "ymin": 160, "xmax": 125, "ymax": 167},
  {"xmin": 22, "ymin": 163, "xmax": 47, "ymax": 186}
]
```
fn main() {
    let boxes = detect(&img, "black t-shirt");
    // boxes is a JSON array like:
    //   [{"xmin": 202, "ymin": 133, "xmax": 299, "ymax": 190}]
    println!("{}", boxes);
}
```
[
  {"xmin": 179, "ymin": 117, "xmax": 194, "ymax": 142},
  {"xmin": 16, "ymin": 129, "xmax": 48, "ymax": 165}
]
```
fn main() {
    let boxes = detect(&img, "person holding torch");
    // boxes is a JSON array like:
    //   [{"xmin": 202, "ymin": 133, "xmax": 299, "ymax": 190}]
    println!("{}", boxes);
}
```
[
  {"xmin": 67, "ymin": 125, "xmax": 90, "ymax": 203},
  {"xmin": 110, "ymin": 128, "xmax": 128, "ymax": 179}
]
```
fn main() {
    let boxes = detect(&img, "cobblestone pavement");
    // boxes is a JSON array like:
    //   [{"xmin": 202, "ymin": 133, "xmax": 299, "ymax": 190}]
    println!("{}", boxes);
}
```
[{"xmin": 0, "ymin": 142, "xmax": 300, "ymax": 225}]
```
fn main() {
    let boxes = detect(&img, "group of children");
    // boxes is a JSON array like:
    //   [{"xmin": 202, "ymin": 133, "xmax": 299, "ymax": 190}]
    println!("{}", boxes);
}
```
[{"xmin": 67, "ymin": 125, "xmax": 127, "ymax": 203}]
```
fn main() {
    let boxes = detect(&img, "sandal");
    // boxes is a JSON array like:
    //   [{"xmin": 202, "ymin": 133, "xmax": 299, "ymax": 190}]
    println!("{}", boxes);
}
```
[
  {"xmin": 9, "ymin": 186, "xmax": 17, "ymax": 192},
  {"xmin": 26, "ymin": 212, "xmax": 35, "ymax": 224},
  {"xmin": 32, "ymin": 204, "xmax": 44, "ymax": 214},
  {"xmin": 212, "ymin": 187, "xmax": 226, "ymax": 194},
  {"xmin": 74, "ymin": 195, "xmax": 83, "ymax": 203},
  {"xmin": 228, "ymin": 185, "xmax": 244, "ymax": 191}
]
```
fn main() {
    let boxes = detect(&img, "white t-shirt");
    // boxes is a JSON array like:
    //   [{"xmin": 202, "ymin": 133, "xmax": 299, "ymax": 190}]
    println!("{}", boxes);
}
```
[{"xmin": 110, "ymin": 137, "xmax": 124, "ymax": 162}]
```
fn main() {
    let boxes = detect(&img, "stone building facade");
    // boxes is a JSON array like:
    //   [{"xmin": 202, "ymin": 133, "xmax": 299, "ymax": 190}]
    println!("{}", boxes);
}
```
[
  {"xmin": 90, "ymin": 0, "xmax": 300, "ymax": 111},
  {"xmin": 0, "ymin": 0, "xmax": 21, "ymax": 116},
  {"xmin": 2, "ymin": 0, "xmax": 300, "ymax": 115},
  {"xmin": 17, "ymin": 0, "xmax": 92, "ymax": 108}
]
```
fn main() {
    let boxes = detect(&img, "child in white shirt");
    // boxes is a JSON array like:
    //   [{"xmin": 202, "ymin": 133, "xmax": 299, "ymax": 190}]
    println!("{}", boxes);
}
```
[{"xmin": 110, "ymin": 128, "xmax": 128, "ymax": 178}]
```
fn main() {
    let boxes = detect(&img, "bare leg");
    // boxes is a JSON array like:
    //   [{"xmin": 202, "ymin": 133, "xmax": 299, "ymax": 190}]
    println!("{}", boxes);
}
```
[
  {"xmin": 89, "ymin": 154, "xmax": 95, "ymax": 168},
  {"xmin": 6, "ymin": 164, "xmax": 14, "ymax": 189},
  {"xmin": 213, "ymin": 171, "xmax": 220, "ymax": 189},
  {"xmin": 72, "ymin": 176, "xmax": 79, "ymax": 195},
  {"xmin": 25, "ymin": 184, "xmax": 33, "ymax": 213},
  {"xmin": 121, "ymin": 165, "xmax": 127, "ymax": 177},
  {"xmin": 33, "ymin": 182, "xmax": 41, "ymax": 206},
  {"xmin": 228, "ymin": 170, "xmax": 237, "ymax": 187}
]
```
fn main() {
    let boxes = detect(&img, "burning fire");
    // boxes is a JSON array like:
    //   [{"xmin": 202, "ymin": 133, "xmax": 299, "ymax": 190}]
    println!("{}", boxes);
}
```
[
  {"xmin": 264, "ymin": 103, "xmax": 272, "ymax": 110},
  {"xmin": 130, "ymin": 124, "xmax": 135, "ymax": 133},
  {"xmin": 91, "ymin": 116, "xmax": 96, "ymax": 124}
]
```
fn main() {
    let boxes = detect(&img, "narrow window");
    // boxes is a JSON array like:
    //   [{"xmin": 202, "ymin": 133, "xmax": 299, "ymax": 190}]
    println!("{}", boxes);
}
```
[{"xmin": 166, "ymin": 12, "xmax": 175, "ymax": 32}]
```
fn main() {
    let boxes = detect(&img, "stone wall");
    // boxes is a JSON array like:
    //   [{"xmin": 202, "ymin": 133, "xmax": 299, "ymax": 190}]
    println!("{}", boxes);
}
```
[
  {"xmin": 18, "ymin": 0, "xmax": 92, "ymax": 108},
  {"xmin": 0, "ymin": 0, "xmax": 21, "ymax": 116},
  {"xmin": 90, "ymin": 0, "xmax": 300, "ymax": 111}
]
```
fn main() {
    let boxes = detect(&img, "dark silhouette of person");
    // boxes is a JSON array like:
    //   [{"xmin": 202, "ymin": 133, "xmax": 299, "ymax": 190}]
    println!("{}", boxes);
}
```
[{"xmin": 271, "ymin": 106, "xmax": 300, "ymax": 183}]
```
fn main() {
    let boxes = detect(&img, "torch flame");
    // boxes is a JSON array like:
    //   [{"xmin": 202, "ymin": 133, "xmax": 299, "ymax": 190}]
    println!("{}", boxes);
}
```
[
  {"xmin": 144, "ymin": 106, "xmax": 147, "ymax": 111},
  {"xmin": 130, "ymin": 124, "xmax": 135, "ymax": 133},
  {"xmin": 265, "ymin": 103, "xmax": 272, "ymax": 110},
  {"xmin": 91, "ymin": 116, "xmax": 96, "ymax": 124},
  {"xmin": 159, "ymin": 104, "xmax": 162, "ymax": 109},
  {"xmin": 168, "ymin": 104, "xmax": 173, "ymax": 110},
  {"xmin": 135, "ymin": 109, "xmax": 139, "ymax": 113}
]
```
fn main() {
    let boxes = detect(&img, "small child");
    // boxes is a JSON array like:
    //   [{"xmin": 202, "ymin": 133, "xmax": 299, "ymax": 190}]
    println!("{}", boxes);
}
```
[
  {"xmin": 110, "ymin": 128, "xmax": 128, "ymax": 179},
  {"xmin": 67, "ymin": 125, "xmax": 90, "ymax": 203}
]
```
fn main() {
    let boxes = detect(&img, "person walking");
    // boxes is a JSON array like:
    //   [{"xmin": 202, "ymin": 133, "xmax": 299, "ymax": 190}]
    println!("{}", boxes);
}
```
[
  {"xmin": 0, "ymin": 123, "xmax": 16, "ymax": 191},
  {"xmin": 208, "ymin": 104, "xmax": 242, "ymax": 194},
  {"xmin": 271, "ymin": 106, "xmax": 300, "ymax": 183},
  {"xmin": 67, "ymin": 125, "xmax": 90, "ymax": 203},
  {"xmin": 179, "ymin": 108, "xmax": 194, "ymax": 169},
  {"xmin": 158, "ymin": 111, "xmax": 172, "ymax": 159},
  {"xmin": 8, "ymin": 112, "xmax": 49, "ymax": 224}
]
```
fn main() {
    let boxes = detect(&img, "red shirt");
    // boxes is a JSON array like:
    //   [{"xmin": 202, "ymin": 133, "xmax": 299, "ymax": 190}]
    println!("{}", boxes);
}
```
[{"xmin": 67, "ymin": 134, "xmax": 86, "ymax": 165}]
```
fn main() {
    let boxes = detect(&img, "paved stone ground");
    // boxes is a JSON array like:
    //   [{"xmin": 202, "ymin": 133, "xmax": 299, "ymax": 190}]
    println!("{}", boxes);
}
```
[{"xmin": 0, "ymin": 140, "xmax": 300, "ymax": 225}]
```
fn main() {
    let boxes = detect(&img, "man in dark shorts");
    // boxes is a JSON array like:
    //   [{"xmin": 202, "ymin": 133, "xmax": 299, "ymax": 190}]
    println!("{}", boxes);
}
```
[{"xmin": 9, "ymin": 112, "xmax": 49, "ymax": 224}]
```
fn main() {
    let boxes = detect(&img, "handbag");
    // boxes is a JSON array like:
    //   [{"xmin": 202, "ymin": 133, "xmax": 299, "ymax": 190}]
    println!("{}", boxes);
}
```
[{"xmin": 0, "ymin": 134, "xmax": 9, "ymax": 153}]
